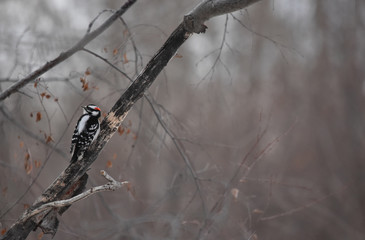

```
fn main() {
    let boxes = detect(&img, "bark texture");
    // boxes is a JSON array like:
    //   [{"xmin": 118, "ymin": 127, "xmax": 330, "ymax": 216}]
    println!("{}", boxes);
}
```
[{"xmin": 184, "ymin": 0, "xmax": 261, "ymax": 33}]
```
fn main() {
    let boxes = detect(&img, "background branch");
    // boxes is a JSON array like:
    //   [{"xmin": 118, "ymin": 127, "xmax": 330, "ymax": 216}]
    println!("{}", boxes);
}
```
[{"xmin": 0, "ymin": 0, "xmax": 136, "ymax": 102}]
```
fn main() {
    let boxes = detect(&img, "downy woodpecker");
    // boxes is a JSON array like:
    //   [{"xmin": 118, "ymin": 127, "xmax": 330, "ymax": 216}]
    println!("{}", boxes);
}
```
[{"xmin": 70, "ymin": 104, "xmax": 101, "ymax": 163}]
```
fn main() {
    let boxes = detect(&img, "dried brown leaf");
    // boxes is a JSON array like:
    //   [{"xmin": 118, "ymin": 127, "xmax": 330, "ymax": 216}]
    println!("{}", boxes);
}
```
[
  {"xmin": 34, "ymin": 160, "xmax": 41, "ymax": 168},
  {"xmin": 85, "ymin": 68, "xmax": 91, "ymax": 76},
  {"xmin": 106, "ymin": 160, "xmax": 112, "ymax": 168},
  {"xmin": 126, "ymin": 182, "xmax": 136, "ymax": 199},
  {"xmin": 117, "ymin": 126, "xmax": 124, "ymax": 135},
  {"xmin": 45, "ymin": 135, "xmax": 54, "ymax": 144},
  {"xmin": 36, "ymin": 112, "xmax": 42, "ymax": 122},
  {"xmin": 83, "ymin": 82, "xmax": 89, "ymax": 91},
  {"xmin": 38, "ymin": 232, "xmax": 44, "ymax": 240},
  {"xmin": 2, "ymin": 187, "xmax": 8, "ymax": 195},
  {"xmin": 24, "ymin": 156, "xmax": 32, "ymax": 175},
  {"xmin": 231, "ymin": 188, "xmax": 239, "ymax": 200},
  {"xmin": 25, "ymin": 152, "xmax": 30, "ymax": 161},
  {"xmin": 123, "ymin": 53, "xmax": 129, "ymax": 63},
  {"xmin": 252, "ymin": 208, "xmax": 264, "ymax": 214}
]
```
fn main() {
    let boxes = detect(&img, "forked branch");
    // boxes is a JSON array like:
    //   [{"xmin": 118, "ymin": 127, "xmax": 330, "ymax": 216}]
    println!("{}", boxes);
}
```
[
  {"xmin": 21, "ymin": 170, "xmax": 128, "ymax": 222},
  {"xmin": 184, "ymin": 0, "xmax": 261, "ymax": 33}
]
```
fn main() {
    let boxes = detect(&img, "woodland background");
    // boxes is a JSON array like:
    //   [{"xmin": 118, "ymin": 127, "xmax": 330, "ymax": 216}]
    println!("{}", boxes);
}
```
[{"xmin": 0, "ymin": 0, "xmax": 365, "ymax": 239}]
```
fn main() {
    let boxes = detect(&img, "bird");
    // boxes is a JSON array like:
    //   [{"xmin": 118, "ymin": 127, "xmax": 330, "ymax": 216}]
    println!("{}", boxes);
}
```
[{"xmin": 70, "ymin": 104, "xmax": 101, "ymax": 163}]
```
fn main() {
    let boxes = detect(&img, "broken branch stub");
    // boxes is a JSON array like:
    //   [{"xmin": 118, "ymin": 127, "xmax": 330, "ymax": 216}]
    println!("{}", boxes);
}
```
[{"xmin": 183, "ymin": 0, "xmax": 261, "ymax": 33}]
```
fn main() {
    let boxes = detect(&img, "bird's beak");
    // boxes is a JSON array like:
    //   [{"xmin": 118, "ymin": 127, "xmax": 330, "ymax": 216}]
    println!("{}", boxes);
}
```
[{"xmin": 82, "ymin": 106, "xmax": 86, "ymax": 110}]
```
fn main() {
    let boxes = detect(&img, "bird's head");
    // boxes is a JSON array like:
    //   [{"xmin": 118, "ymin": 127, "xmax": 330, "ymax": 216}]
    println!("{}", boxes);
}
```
[{"xmin": 83, "ymin": 104, "xmax": 101, "ymax": 117}]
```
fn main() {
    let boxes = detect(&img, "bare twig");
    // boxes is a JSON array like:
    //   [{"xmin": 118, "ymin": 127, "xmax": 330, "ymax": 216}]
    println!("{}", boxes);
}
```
[
  {"xmin": 240, "ymin": 177, "xmax": 314, "ymax": 192},
  {"xmin": 146, "ymin": 95, "xmax": 207, "ymax": 215},
  {"xmin": 197, "ymin": 14, "xmax": 232, "ymax": 85},
  {"xmin": 198, "ymin": 120, "xmax": 296, "ymax": 239},
  {"xmin": 230, "ymin": 12, "xmax": 303, "ymax": 61},
  {"xmin": 0, "ymin": 106, "xmax": 67, "ymax": 158},
  {"xmin": 82, "ymin": 48, "xmax": 132, "ymax": 81},
  {"xmin": 87, "ymin": 9, "xmax": 114, "ymax": 33},
  {"xmin": 260, "ymin": 186, "xmax": 348, "ymax": 221},
  {"xmin": 2, "ymin": 28, "xmax": 30, "ymax": 92},
  {"xmin": 0, "ymin": 77, "xmax": 74, "ymax": 83},
  {"xmin": 21, "ymin": 170, "xmax": 128, "ymax": 222},
  {"xmin": 118, "ymin": 17, "xmax": 144, "ymax": 75}
]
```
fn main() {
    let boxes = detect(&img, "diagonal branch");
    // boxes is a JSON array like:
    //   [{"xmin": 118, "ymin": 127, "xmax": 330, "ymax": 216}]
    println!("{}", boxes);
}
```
[
  {"xmin": 184, "ymin": 0, "xmax": 261, "ymax": 33},
  {"xmin": 0, "ymin": 0, "xmax": 136, "ymax": 102},
  {"xmin": 1, "ymin": 1, "xmax": 262, "ymax": 239},
  {"xmin": 1, "ymin": 22, "xmax": 191, "ymax": 240},
  {"xmin": 82, "ymin": 47, "xmax": 207, "ymax": 213}
]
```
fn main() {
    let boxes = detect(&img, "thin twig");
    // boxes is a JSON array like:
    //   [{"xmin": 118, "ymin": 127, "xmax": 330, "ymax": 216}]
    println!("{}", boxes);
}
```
[
  {"xmin": 260, "ymin": 186, "xmax": 348, "ymax": 221},
  {"xmin": 119, "ymin": 17, "xmax": 144, "ymax": 75},
  {"xmin": 196, "ymin": 14, "xmax": 232, "ymax": 85},
  {"xmin": 82, "ymin": 48, "xmax": 132, "ymax": 81},
  {"xmin": 146, "ymin": 95, "xmax": 207, "ymax": 216},
  {"xmin": 21, "ymin": 170, "xmax": 128, "ymax": 222},
  {"xmin": 230, "ymin": 12, "xmax": 303, "ymax": 61},
  {"xmin": 198, "ymin": 120, "xmax": 296, "ymax": 238},
  {"xmin": 0, "ymin": 106, "xmax": 67, "ymax": 158}
]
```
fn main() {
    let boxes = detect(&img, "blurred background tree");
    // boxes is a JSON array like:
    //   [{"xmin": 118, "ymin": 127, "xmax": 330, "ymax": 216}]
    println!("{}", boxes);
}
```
[{"xmin": 0, "ymin": 0, "xmax": 364, "ymax": 239}]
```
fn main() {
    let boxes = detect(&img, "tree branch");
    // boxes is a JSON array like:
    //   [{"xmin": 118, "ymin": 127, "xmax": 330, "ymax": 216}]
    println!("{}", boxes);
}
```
[
  {"xmin": 1, "ymin": 0, "xmax": 262, "ymax": 239},
  {"xmin": 0, "ymin": 0, "xmax": 136, "ymax": 102},
  {"xmin": 184, "ymin": 0, "xmax": 261, "ymax": 33},
  {"xmin": 21, "ymin": 170, "xmax": 128, "ymax": 222}
]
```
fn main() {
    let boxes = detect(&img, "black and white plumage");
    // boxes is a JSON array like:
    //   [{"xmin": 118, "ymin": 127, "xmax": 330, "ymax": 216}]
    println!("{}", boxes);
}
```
[{"xmin": 70, "ymin": 104, "xmax": 101, "ymax": 163}]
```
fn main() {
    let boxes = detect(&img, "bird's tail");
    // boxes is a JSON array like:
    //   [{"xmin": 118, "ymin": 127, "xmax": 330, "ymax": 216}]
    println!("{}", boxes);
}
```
[{"xmin": 70, "ymin": 149, "xmax": 79, "ymax": 163}]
